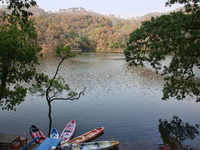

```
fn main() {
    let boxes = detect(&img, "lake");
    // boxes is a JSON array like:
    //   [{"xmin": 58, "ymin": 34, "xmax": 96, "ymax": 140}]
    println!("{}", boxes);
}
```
[{"xmin": 0, "ymin": 52, "xmax": 200, "ymax": 150}]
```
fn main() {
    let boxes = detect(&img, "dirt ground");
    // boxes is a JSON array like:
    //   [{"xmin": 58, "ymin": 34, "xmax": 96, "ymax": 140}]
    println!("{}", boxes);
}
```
[
  {"xmin": 0, "ymin": 144, "xmax": 37, "ymax": 150},
  {"xmin": 0, "ymin": 133, "xmax": 37, "ymax": 150}
]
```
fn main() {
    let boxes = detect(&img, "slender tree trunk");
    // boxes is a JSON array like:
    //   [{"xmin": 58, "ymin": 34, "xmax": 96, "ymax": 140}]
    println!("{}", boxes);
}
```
[
  {"xmin": 0, "ymin": 67, "xmax": 8, "ymax": 101},
  {"xmin": 46, "ymin": 58, "xmax": 65, "ymax": 137},
  {"xmin": 48, "ymin": 100, "xmax": 52, "ymax": 137}
]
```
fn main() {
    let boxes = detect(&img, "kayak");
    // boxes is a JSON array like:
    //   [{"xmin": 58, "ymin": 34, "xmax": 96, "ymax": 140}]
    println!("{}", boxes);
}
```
[
  {"xmin": 63, "ymin": 141, "xmax": 119, "ymax": 150},
  {"xmin": 50, "ymin": 128, "xmax": 59, "ymax": 138},
  {"xmin": 62, "ymin": 127, "xmax": 104, "ymax": 147},
  {"xmin": 60, "ymin": 120, "xmax": 76, "ymax": 145},
  {"xmin": 70, "ymin": 60, "xmax": 78, "ymax": 62},
  {"xmin": 30, "ymin": 125, "xmax": 46, "ymax": 143}
]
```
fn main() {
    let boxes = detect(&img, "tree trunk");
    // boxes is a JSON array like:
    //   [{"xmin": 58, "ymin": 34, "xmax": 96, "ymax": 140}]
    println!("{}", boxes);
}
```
[
  {"xmin": 48, "ymin": 100, "xmax": 52, "ymax": 137},
  {"xmin": 0, "ymin": 67, "xmax": 9, "ymax": 101}
]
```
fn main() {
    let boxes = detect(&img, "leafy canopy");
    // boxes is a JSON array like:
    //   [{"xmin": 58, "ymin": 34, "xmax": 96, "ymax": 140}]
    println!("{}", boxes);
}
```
[
  {"xmin": 124, "ymin": 0, "xmax": 200, "ymax": 101},
  {"xmin": 29, "ymin": 44, "xmax": 80, "ymax": 102},
  {"xmin": 29, "ymin": 44, "xmax": 85, "ymax": 137},
  {"xmin": 0, "ymin": 0, "xmax": 44, "ymax": 110}
]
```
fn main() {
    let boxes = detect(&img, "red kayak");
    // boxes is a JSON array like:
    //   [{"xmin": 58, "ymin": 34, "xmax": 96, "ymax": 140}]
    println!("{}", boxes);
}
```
[
  {"xmin": 60, "ymin": 120, "xmax": 76, "ymax": 145},
  {"xmin": 30, "ymin": 125, "xmax": 46, "ymax": 143}
]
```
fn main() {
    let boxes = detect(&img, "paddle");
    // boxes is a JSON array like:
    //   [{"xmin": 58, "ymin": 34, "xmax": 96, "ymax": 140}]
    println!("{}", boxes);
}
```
[{"xmin": 67, "ymin": 141, "xmax": 73, "ymax": 150}]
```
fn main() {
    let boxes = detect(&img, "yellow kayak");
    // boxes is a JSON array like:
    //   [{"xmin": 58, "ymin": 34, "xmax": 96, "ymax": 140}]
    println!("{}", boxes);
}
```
[{"xmin": 63, "ymin": 141, "xmax": 119, "ymax": 150}]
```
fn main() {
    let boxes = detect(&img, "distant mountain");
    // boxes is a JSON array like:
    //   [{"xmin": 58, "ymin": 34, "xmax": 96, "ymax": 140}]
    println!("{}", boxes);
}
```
[
  {"xmin": 48, "ymin": 6, "xmax": 185, "ymax": 20},
  {"xmin": 0, "ymin": 4, "xmax": 185, "ymax": 51},
  {"xmin": 0, "ymin": 5, "xmax": 184, "ymax": 25},
  {"xmin": 137, "ymin": 7, "xmax": 184, "ymax": 20}
]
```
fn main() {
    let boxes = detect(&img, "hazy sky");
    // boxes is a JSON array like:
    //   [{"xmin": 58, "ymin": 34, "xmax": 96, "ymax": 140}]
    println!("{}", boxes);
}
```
[{"xmin": 35, "ymin": 0, "xmax": 183, "ymax": 18}]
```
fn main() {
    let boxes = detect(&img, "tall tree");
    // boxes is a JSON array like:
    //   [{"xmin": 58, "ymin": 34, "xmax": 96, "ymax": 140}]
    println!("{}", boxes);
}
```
[
  {"xmin": 124, "ymin": 0, "xmax": 200, "ymax": 101},
  {"xmin": 29, "ymin": 44, "xmax": 86, "ymax": 136},
  {"xmin": 0, "ymin": 0, "xmax": 44, "ymax": 110}
]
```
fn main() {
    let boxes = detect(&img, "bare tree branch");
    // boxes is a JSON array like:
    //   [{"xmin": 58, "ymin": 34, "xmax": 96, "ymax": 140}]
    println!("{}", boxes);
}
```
[{"xmin": 50, "ymin": 87, "xmax": 86, "ymax": 102}]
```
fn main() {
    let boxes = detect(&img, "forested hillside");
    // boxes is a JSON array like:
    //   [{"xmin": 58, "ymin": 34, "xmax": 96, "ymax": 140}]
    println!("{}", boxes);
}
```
[{"xmin": 0, "ymin": 5, "xmax": 182, "ymax": 52}]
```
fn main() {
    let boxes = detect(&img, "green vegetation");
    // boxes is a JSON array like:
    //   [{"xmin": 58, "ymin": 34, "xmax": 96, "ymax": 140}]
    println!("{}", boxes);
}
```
[
  {"xmin": 124, "ymin": 0, "xmax": 200, "ymax": 101},
  {"xmin": 0, "ymin": 0, "xmax": 44, "ymax": 110},
  {"xmin": 29, "ymin": 44, "xmax": 84, "ymax": 102},
  {"xmin": 29, "ymin": 44, "xmax": 85, "ymax": 136},
  {"xmin": 0, "ymin": 1, "xmax": 86, "ymax": 111}
]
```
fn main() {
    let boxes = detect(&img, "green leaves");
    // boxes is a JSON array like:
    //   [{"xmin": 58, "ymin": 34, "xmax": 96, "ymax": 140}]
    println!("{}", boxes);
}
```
[
  {"xmin": 55, "ymin": 43, "xmax": 75, "ymax": 59},
  {"xmin": 29, "ymin": 44, "xmax": 82, "ymax": 103},
  {"xmin": 166, "ymin": 0, "xmax": 200, "ymax": 13},
  {"xmin": 3, "ymin": 0, "xmax": 37, "ymax": 18},
  {"xmin": 30, "ymin": 75, "xmax": 78, "ymax": 99},
  {"xmin": 0, "ymin": 0, "xmax": 42, "ymax": 110},
  {"xmin": 1, "ymin": 84, "xmax": 27, "ymax": 111},
  {"xmin": 124, "ymin": 2, "xmax": 200, "ymax": 101}
]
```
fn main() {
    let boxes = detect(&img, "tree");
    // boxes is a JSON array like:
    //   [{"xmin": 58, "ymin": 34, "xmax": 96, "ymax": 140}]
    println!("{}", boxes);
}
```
[
  {"xmin": 115, "ymin": 20, "xmax": 123, "ymax": 27},
  {"xmin": 45, "ymin": 23, "xmax": 59, "ymax": 47},
  {"xmin": 124, "ymin": 0, "xmax": 200, "ymax": 101},
  {"xmin": 0, "ymin": 0, "xmax": 37, "ymax": 19},
  {"xmin": 0, "ymin": 0, "xmax": 45, "ymax": 110},
  {"xmin": 29, "ymin": 44, "xmax": 86, "ymax": 136},
  {"xmin": 68, "ymin": 30, "xmax": 77, "ymax": 40}
]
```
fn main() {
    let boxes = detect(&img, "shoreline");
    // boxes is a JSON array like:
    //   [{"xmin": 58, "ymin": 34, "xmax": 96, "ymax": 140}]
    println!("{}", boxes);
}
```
[
  {"xmin": 39, "ymin": 48, "xmax": 124, "ymax": 53},
  {"xmin": 0, "ymin": 133, "xmax": 37, "ymax": 150}
]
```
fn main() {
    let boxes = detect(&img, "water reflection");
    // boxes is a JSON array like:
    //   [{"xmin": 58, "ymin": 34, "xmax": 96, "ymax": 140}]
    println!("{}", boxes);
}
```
[{"xmin": 158, "ymin": 116, "xmax": 199, "ymax": 150}]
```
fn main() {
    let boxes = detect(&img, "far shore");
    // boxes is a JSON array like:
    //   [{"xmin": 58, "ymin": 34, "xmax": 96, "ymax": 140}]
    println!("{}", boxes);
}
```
[{"xmin": 39, "ymin": 48, "xmax": 124, "ymax": 53}]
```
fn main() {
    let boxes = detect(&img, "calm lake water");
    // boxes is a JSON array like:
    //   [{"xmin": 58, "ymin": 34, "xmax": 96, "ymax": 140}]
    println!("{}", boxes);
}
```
[{"xmin": 1, "ymin": 52, "xmax": 200, "ymax": 150}]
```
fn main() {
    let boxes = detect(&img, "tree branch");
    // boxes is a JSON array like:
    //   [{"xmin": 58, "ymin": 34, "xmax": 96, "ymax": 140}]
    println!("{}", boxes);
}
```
[
  {"xmin": 46, "ymin": 54, "xmax": 69, "ymax": 100},
  {"xmin": 50, "ymin": 87, "xmax": 86, "ymax": 102},
  {"xmin": 49, "ymin": 91, "xmax": 58, "ymax": 100},
  {"xmin": 186, "ymin": 36, "xmax": 200, "ymax": 40},
  {"xmin": 181, "ymin": 25, "xmax": 200, "ymax": 30}
]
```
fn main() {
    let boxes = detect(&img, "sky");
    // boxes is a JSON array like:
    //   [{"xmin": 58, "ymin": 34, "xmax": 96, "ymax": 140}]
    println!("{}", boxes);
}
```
[{"xmin": 35, "ymin": 0, "xmax": 183, "ymax": 18}]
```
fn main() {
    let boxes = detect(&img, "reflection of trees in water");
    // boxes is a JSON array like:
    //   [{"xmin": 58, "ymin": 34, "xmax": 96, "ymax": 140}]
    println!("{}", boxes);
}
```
[
  {"xmin": 129, "ymin": 65, "xmax": 163, "ymax": 80},
  {"xmin": 158, "ymin": 116, "xmax": 199, "ymax": 150},
  {"xmin": 128, "ymin": 65, "xmax": 165, "ymax": 90}
]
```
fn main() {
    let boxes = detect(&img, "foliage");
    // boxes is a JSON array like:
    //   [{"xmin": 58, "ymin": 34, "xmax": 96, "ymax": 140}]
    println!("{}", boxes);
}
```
[
  {"xmin": 30, "ymin": 75, "xmax": 78, "ymax": 101},
  {"xmin": 47, "ymin": 44, "xmax": 78, "ymax": 102},
  {"xmin": 124, "ymin": 0, "xmax": 200, "ymax": 101},
  {"xmin": 0, "ymin": 0, "xmax": 37, "ymax": 19},
  {"xmin": 29, "ymin": 44, "xmax": 85, "ymax": 137},
  {"xmin": 0, "ymin": 0, "xmax": 45, "ymax": 110},
  {"xmin": 29, "ymin": 44, "xmax": 84, "ymax": 102},
  {"xmin": 29, "ymin": 13, "xmax": 138, "ymax": 50}
]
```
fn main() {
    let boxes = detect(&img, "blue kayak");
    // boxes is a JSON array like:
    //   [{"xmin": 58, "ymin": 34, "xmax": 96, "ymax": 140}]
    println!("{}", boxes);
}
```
[{"xmin": 50, "ymin": 128, "xmax": 59, "ymax": 138}]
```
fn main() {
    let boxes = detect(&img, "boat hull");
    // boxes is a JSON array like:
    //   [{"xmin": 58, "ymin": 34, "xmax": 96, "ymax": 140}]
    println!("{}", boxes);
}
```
[
  {"xmin": 63, "ymin": 141, "xmax": 119, "ymax": 150},
  {"xmin": 62, "ymin": 127, "xmax": 104, "ymax": 147},
  {"xmin": 30, "ymin": 125, "xmax": 46, "ymax": 144},
  {"xmin": 50, "ymin": 128, "xmax": 59, "ymax": 138},
  {"xmin": 60, "ymin": 120, "xmax": 76, "ymax": 145}
]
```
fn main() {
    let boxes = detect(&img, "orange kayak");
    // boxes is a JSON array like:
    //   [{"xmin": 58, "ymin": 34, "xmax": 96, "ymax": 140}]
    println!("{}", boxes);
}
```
[{"xmin": 61, "ymin": 127, "xmax": 104, "ymax": 146}]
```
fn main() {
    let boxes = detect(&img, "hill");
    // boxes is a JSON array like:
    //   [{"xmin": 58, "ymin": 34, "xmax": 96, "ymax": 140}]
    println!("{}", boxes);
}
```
[
  {"xmin": 0, "ymin": 5, "xmax": 184, "ymax": 52},
  {"xmin": 0, "ymin": 5, "xmax": 184, "ymax": 25}
]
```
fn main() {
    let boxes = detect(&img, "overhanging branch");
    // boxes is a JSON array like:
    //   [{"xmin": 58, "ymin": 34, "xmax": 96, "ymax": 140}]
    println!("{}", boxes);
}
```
[
  {"xmin": 50, "ymin": 87, "xmax": 86, "ymax": 102},
  {"xmin": 181, "ymin": 25, "xmax": 200, "ymax": 30}
]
